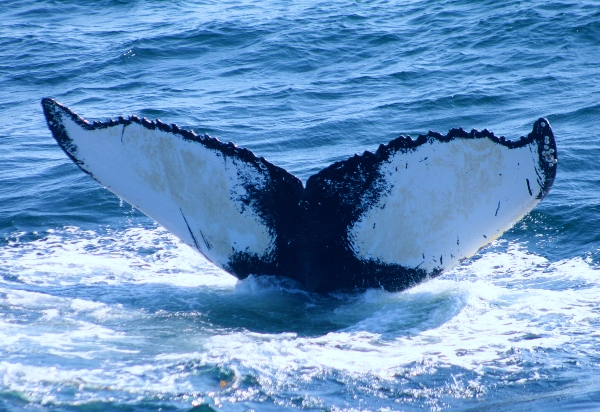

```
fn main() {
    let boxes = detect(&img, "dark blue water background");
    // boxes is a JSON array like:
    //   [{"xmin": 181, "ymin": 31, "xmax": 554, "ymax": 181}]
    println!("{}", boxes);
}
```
[{"xmin": 1, "ymin": 0, "xmax": 600, "ymax": 410}]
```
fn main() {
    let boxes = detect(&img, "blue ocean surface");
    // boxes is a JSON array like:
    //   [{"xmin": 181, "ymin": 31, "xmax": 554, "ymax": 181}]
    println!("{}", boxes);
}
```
[{"xmin": 1, "ymin": 0, "xmax": 600, "ymax": 410}]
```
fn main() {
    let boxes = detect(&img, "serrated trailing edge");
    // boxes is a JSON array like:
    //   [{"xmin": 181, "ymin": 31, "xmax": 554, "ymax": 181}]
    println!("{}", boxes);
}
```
[{"xmin": 41, "ymin": 98, "xmax": 301, "ymax": 187}]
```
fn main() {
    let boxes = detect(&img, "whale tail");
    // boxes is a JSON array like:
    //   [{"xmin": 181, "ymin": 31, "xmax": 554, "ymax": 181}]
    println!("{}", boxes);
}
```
[{"xmin": 42, "ymin": 98, "xmax": 557, "ymax": 292}]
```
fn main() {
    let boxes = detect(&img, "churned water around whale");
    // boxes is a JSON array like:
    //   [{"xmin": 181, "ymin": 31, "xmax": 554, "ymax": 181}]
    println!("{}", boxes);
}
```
[{"xmin": 1, "ymin": 0, "xmax": 600, "ymax": 410}]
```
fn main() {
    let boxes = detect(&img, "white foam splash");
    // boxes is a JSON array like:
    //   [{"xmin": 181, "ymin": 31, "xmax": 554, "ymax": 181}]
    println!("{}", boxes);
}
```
[
  {"xmin": 200, "ymin": 243, "xmax": 600, "ymax": 382},
  {"xmin": 0, "ymin": 225, "xmax": 236, "ymax": 288},
  {"xmin": 1, "ymin": 227, "xmax": 599, "ymax": 408}
]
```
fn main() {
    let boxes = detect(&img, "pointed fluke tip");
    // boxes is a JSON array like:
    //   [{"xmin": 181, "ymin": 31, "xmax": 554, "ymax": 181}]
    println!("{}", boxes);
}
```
[{"xmin": 41, "ymin": 97, "xmax": 57, "ymax": 115}]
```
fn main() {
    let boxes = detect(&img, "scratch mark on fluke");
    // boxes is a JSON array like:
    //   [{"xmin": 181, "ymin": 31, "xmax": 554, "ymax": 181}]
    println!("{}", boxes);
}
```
[
  {"xmin": 199, "ymin": 230, "xmax": 212, "ymax": 251},
  {"xmin": 180, "ymin": 209, "xmax": 202, "ymax": 253},
  {"xmin": 41, "ymin": 98, "xmax": 557, "ymax": 293}
]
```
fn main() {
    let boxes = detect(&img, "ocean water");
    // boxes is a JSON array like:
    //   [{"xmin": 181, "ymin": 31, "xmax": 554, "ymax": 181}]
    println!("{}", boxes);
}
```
[{"xmin": 1, "ymin": 0, "xmax": 600, "ymax": 410}]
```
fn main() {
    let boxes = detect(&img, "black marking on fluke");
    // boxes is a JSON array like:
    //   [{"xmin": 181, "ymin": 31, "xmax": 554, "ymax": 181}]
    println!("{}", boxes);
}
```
[
  {"xmin": 198, "ymin": 230, "xmax": 212, "ymax": 251},
  {"xmin": 41, "ymin": 98, "xmax": 558, "ymax": 293},
  {"xmin": 180, "ymin": 209, "xmax": 202, "ymax": 253}
]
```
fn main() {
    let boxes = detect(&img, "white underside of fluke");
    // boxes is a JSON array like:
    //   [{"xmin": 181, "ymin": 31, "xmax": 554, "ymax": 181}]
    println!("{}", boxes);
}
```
[
  {"xmin": 44, "ymin": 98, "xmax": 556, "ymax": 291},
  {"xmin": 60, "ymin": 117, "xmax": 275, "ymax": 268},
  {"xmin": 349, "ymin": 137, "xmax": 544, "ymax": 272}
]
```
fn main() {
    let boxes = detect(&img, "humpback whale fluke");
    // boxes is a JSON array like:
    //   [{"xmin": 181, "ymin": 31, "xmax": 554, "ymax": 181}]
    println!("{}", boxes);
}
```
[{"xmin": 41, "ymin": 98, "xmax": 557, "ymax": 293}]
